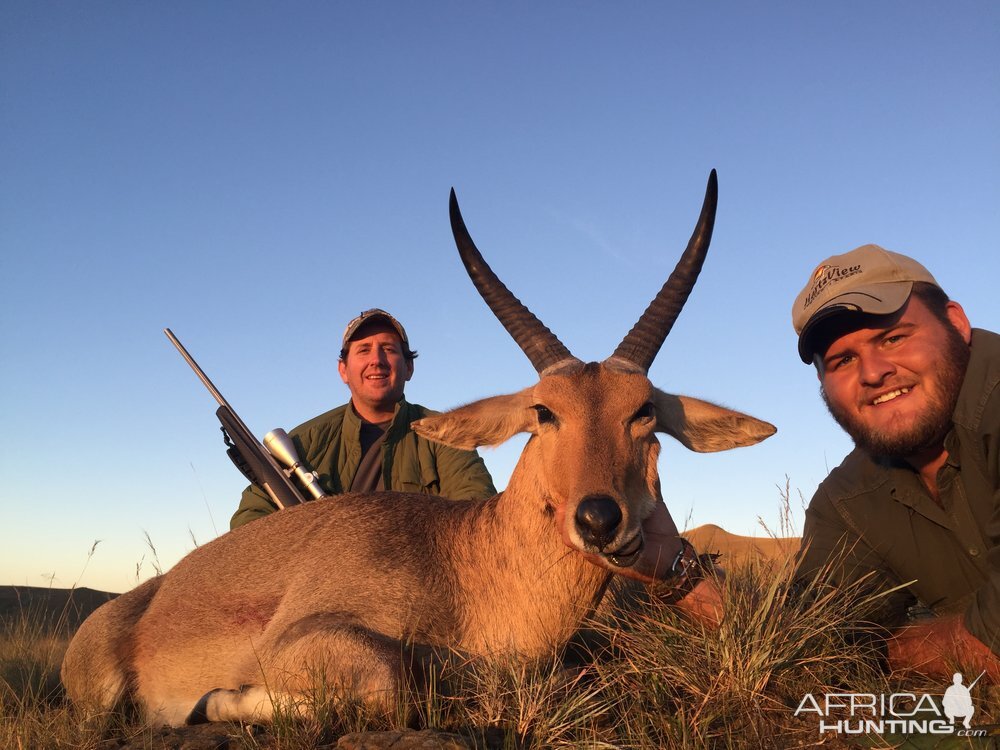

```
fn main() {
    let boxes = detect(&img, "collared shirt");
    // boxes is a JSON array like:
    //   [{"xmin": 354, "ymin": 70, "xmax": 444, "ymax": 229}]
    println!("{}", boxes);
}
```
[
  {"xmin": 351, "ymin": 418, "xmax": 392, "ymax": 492},
  {"xmin": 795, "ymin": 328, "xmax": 1000, "ymax": 650}
]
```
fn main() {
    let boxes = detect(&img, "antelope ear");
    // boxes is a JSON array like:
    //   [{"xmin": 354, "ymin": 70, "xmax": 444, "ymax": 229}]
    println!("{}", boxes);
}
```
[
  {"xmin": 411, "ymin": 388, "xmax": 536, "ymax": 450},
  {"xmin": 652, "ymin": 388, "xmax": 776, "ymax": 453}
]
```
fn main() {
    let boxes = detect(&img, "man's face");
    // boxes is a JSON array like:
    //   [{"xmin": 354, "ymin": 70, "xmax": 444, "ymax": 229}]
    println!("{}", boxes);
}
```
[
  {"xmin": 338, "ymin": 322, "xmax": 413, "ymax": 418},
  {"xmin": 815, "ymin": 296, "xmax": 972, "ymax": 460}
]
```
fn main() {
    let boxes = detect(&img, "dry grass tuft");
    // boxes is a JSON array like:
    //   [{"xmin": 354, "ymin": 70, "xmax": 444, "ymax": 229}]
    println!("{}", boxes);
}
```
[{"xmin": 592, "ymin": 556, "xmax": 896, "ymax": 749}]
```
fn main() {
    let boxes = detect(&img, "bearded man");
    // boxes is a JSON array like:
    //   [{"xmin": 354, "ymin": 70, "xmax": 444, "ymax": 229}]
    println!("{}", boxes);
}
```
[{"xmin": 792, "ymin": 245, "xmax": 1000, "ymax": 679}]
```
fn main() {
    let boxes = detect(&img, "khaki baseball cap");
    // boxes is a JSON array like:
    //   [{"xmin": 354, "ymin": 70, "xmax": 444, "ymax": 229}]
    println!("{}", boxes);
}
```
[
  {"xmin": 341, "ymin": 308, "xmax": 410, "ymax": 351},
  {"xmin": 792, "ymin": 244, "xmax": 940, "ymax": 363}
]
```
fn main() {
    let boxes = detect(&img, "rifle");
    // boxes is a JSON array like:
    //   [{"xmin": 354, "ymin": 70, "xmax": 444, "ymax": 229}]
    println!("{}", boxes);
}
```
[{"xmin": 164, "ymin": 328, "xmax": 329, "ymax": 510}]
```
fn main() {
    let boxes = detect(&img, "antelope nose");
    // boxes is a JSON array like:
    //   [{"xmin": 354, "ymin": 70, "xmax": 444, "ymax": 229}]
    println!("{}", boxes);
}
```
[{"xmin": 575, "ymin": 495, "xmax": 622, "ymax": 550}]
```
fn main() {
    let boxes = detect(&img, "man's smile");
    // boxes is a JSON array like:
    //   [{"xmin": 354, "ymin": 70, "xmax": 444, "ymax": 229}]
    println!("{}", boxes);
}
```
[{"xmin": 871, "ymin": 386, "xmax": 912, "ymax": 406}]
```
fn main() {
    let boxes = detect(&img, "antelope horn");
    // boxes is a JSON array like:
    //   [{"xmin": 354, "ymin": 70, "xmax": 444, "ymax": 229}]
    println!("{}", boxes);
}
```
[
  {"xmin": 608, "ymin": 170, "xmax": 718, "ymax": 373},
  {"xmin": 450, "ymin": 189, "xmax": 579, "ymax": 375}
]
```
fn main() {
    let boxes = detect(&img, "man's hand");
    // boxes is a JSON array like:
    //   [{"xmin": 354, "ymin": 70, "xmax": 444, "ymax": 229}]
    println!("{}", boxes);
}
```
[
  {"xmin": 619, "ymin": 499, "xmax": 684, "ymax": 581},
  {"xmin": 623, "ymin": 501, "xmax": 725, "ymax": 628},
  {"xmin": 673, "ymin": 577, "xmax": 724, "ymax": 628},
  {"xmin": 554, "ymin": 498, "xmax": 726, "ymax": 626},
  {"xmin": 888, "ymin": 615, "xmax": 1000, "ymax": 680}
]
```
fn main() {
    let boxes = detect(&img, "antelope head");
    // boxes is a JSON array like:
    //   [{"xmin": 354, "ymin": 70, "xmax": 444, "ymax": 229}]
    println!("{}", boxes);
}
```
[{"xmin": 414, "ymin": 172, "xmax": 775, "ymax": 583}]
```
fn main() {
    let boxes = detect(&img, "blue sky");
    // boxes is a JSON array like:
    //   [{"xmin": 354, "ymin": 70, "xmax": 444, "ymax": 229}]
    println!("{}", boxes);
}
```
[{"xmin": 2, "ymin": 2, "xmax": 997, "ymax": 593}]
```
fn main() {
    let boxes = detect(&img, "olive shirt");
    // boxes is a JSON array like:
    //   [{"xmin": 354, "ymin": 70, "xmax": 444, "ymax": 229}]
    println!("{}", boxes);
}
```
[
  {"xmin": 795, "ymin": 328, "xmax": 1000, "ymax": 652},
  {"xmin": 230, "ymin": 398, "xmax": 497, "ymax": 529}
]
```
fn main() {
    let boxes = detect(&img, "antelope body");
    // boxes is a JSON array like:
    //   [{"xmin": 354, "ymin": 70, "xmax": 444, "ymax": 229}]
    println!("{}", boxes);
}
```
[{"xmin": 61, "ymin": 172, "xmax": 775, "ymax": 726}]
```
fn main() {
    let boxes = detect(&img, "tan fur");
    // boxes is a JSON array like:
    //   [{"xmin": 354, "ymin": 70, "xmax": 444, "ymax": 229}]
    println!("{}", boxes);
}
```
[
  {"xmin": 653, "ymin": 390, "xmax": 777, "ymax": 453},
  {"xmin": 415, "ymin": 389, "xmax": 536, "ymax": 450},
  {"xmin": 61, "ymin": 576, "xmax": 162, "ymax": 714},
  {"xmin": 62, "ymin": 359, "xmax": 773, "ymax": 729}
]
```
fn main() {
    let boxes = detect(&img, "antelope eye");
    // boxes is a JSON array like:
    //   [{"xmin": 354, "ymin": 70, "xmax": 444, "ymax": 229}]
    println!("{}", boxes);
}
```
[
  {"xmin": 532, "ymin": 404, "xmax": 556, "ymax": 425},
  {"xmin": 632, "ymin": 402, "xmax": 655, "ymax": 422}
]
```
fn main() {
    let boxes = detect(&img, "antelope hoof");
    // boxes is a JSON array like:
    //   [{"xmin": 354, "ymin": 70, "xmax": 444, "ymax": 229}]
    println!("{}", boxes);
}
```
[{"xmin": 608, "ymin": 533, "xmax": 643, "ymax": 567}]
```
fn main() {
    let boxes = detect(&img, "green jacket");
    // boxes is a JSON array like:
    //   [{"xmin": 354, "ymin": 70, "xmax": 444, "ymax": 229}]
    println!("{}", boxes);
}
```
[
  {"xmin": 230, "ymin": 398, "xmax": 497, "ymax": 529},
  {"xmin": 796, "ymin": 329, "xmax": 1000, "ymax": 651}
]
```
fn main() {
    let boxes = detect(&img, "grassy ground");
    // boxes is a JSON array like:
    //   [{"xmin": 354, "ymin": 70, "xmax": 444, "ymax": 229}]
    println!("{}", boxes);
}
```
[{"xmin": 3, "ymin": 551, "xmax": 996, "ymax": 750}]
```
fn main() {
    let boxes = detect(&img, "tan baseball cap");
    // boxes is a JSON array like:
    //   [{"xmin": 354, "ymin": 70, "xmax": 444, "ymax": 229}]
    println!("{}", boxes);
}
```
[
  {"xmin": 341, "ymin": 308, "xmax": 410, "ymax": 351},
  {"xmin": 792, "ymin": 244, "xmax": 941, "ymax": 363}
]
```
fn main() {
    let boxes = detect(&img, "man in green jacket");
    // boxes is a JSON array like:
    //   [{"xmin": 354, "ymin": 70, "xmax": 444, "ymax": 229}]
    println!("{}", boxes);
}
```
[
  {"xmin": 231, "ymin": 308, "xmax": 496, "ymax": 529},
  {"xmin": 792, "ymin": 245, "xmax": 1000, "ymax": 680}
]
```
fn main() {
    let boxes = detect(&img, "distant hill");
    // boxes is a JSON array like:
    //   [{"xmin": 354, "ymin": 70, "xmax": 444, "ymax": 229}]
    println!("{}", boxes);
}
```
[
  {"xmin": 682, "ymin": 524, "xmax": 799, "ymax": 566},
  {"xmin": 0, "ymin": 586, "xmax": 117, "ymax": 630}
]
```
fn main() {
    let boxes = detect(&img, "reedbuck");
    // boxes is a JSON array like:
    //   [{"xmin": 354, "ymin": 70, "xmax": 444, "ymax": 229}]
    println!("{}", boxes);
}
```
[{"xmin": 62, "ymin": 171, "xmax": 775, "ymax": 726}]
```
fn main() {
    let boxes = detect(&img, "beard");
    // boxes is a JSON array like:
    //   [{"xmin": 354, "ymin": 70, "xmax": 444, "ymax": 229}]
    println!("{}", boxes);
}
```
[{"xmin": 821, "ymin": 325, "xmax": 971, "ymax": 459}]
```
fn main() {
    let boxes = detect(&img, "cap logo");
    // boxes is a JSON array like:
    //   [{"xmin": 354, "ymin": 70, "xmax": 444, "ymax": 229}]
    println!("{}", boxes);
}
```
[{"xmin": 803, "ymin": 263, "xmax": 863, "ymax": 308}]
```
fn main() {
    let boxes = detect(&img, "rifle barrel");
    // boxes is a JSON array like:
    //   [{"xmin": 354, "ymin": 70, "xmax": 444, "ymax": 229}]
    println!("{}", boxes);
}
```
[
  {"xmin": 164, "ymin": 328, "xmax": 233, "ymax": 411},
  {"xmin": 164, "ymin": 328, "xmax": 264, "ymax": 463},
  {"xmin": 164, "ymin": 328, "xmax": 305, "ymax": 509}
]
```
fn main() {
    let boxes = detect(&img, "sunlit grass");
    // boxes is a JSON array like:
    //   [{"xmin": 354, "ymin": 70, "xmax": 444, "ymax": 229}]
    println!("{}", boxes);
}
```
[
  {"xmin": 4, "ymin": 515, "xmax": 996, "ymax": 749},
  {"xmin": 0, "ymin": 588, "xmax": 147, "ymax": 749}
]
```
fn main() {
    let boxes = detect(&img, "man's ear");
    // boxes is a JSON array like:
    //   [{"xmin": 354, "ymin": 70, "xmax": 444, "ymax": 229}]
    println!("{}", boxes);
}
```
[
  {"xmin": 405, "ymin": 358, "xmax": 415, "ymax": 382},
  {"xmin": 338, "ymin": 359, "xmax": 349, "ymax": 385},
  {"xmin": 652, "ymin": 388, "xmax": 776, "ymax": 453},
  {"xmin": 412, "ymin": 388, "xmax": 536, "ymax": 450},
  {"xmin": 945, "ymin": 301, "xmax": 972, "ymax": 344}
]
